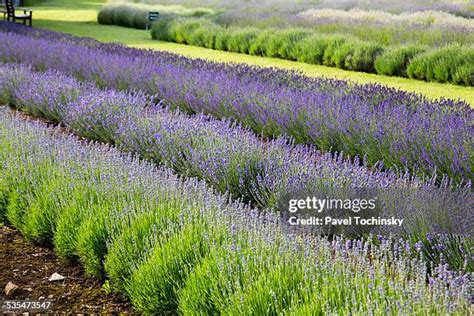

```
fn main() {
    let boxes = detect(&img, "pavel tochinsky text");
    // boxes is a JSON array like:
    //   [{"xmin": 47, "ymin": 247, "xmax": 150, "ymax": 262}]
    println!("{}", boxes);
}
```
[{"xmin": 286, "ymin": 196, "xmax": 404, "ymax": 227}]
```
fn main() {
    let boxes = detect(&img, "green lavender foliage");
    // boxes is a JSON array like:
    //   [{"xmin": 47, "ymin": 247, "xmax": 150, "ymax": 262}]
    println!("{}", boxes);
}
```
[
  {"xmin": 0, "ymin": 109, "xmax": 471, "ymax": 315},
  {"xmin": 98, "ymin": 3, "xmax": 215, "ymax": 30},
  {"xmin": 407, "ymin": 45, "xmax": 474, "ymax": 85},
  {"xmin": 375, "ymin": 45, "xmax": 428, "ymax": 77},
  {"xmin": 151, "ymin": 18, "xmax": 472, "ymax": 85}
]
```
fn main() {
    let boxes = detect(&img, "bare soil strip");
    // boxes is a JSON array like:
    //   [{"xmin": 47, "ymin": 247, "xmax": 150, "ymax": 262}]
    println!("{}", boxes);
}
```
[{"xmin": 0, "ymin": 225, "xmax": 136, "ymax": 314}]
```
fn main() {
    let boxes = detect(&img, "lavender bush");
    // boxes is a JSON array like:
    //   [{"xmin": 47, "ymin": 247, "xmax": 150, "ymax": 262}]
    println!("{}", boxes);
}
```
[
  {"xmin": 0, "ymin": 64, "xmax": 409, "ymax": 208},
  {"xmin": 407, "ymin": 44, "xmax": 474, "ymax": 85},
  {"xmin": 98, "ymin": 3, "xmax": 216, "ymax": 30},
  {"xmin": 150, "ymin": 17, "xmax": 473, "ymax": 84},
  {"xmin": 0, "ymin": 25, "xmax": 472, "ymax": 183},
  {"xmin": 117, "ymin": 0, "xmax": 474, "ymax": 49},
  {"xmin": 216, "ymin": 7, "xmax": 473, "ymax": 45},
  {"xmin": 0, "ymin": 64, "xmax": 472, "ymax": 268},
  {"xmin": 296, "ymin": 9, "xmax": 473, "ymax": 46},
  {"xmin": 0, "ymin": 107, "xmax": 471, "ymax": 314},
  {"xmin": 115, "ymin": 0, "xmax": 474, "ymax": 18}
]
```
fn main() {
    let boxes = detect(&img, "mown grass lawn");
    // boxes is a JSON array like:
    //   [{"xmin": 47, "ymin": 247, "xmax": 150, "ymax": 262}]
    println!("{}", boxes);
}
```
[{"xmin": 26, "ymin": 0, "xmax": 474, "ymax": 105}]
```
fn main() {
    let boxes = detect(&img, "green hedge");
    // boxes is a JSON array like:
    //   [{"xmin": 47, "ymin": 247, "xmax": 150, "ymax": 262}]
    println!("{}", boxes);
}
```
[
  {"xmin": 263, "ymin": 28, "xmax": 311, "ymax": 60},
  {"xmin": 407, "ymin": 45, "xmax": 474, "ymax": 85},
  {"xmin": 295, "ymin": 34, "xmax": 342, "ymax": 65},
  {"xmin": 98, "ymin": 4, "xmax": 215, "ymax": 30},
  {"xmin": 375, "ymin": 45, "xmax": 428, "ymax": 77},
  {"xmin": 150, "ymin": 18, "xmax": 472, "ymax": 86}
]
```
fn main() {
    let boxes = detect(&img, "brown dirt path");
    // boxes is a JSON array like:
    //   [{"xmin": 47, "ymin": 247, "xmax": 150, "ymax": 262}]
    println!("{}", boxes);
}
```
[{"xmin": 0, "ymin": 225, "xmax": 136, "ymax": 314}]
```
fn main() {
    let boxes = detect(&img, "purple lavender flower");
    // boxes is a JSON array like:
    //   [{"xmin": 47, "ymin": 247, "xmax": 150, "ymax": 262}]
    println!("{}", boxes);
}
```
[
  {"xmin": 0, "ymin": 23, "xmax": 472, "ymax": 184},
  {"xmin": 414, "ymin": 241, "xmax": 423, "ymax": 252}
]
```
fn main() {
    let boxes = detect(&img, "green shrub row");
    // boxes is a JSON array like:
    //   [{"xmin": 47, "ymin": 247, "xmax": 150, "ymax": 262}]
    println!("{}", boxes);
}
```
[
  {"xmin": 97, "ymin": 4, "xmax": 215, "ymax": 30},
  {"xmin": 407, "ymin": 45, "xmax": 474, "ymax": 86},
  {"xmin": 375, "ymin": 45, "xmax": 428, "ymax": 77},
  {"xmin": 151, "ymin": 18, "xmax": 473, "ymax": 86}
]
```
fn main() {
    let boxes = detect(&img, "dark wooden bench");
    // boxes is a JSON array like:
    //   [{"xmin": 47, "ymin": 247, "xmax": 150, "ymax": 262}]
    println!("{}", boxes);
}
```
[{"xmin": 2, "ymin": 0, "xmax": 32, "ymax": 26}]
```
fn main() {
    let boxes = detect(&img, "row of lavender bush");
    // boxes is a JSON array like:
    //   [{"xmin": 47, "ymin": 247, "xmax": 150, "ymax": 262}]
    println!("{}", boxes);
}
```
[
  {"xmin": 0, "ymin": 107, "xmax": 471, "ymax": 314},
  {"xmin": 150, "ymin": 18, "xmax": 473, "ymax": 85},
  {"xmin": 296, "ymin": 9, "xmax": 473, "ymax": 45},
  {"xmin": 217, "ymin": 8, "xmax": 473, "ymax": 46},
  {"xmin": 0, "ymin": 23, "xmax": 472, "ymax": 183},
  {"xmin": 0, "ymin": 63, "xmax": 472, "ymax": 273},
  {"xmin": 113, "ymin": 0, "xmax": 474, "ymax": 20},
  {"xmin": 97, "ymin": 3, "xmax": 216, "ymax": 30},
  {"xmin": 99, "ymin": 4, "xmax": 473, "ymax": 47}
]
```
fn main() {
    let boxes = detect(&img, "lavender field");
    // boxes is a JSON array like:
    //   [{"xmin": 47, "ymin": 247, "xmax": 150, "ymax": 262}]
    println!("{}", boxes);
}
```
[
  {"xmin": 100, "ymin": 0, "xmax": 474, "ymax": 85},
  {"xmin": 1, "ymin": 22, "xmax": 472, "ymax": 183},
  {"xmin": 0, "ymin": 2, "xmax": 473, "ymax": 314},
  {"xmin": 1, "ymin": 106, "xmax": 471, "ymax": 314}
]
